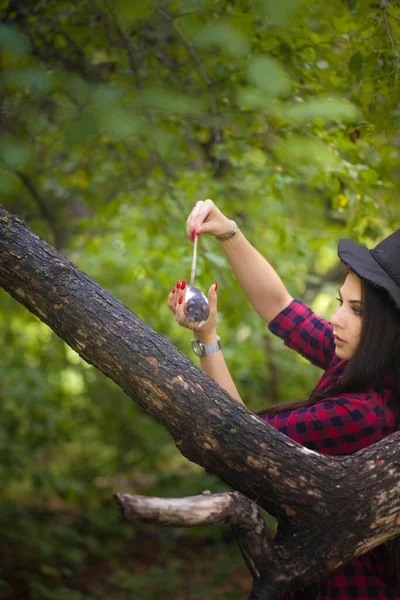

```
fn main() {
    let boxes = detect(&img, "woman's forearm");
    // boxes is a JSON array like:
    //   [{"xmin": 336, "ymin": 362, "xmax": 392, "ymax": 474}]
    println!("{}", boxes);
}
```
[
  {"xmin": 193, "ymin": 328, "xmax": 244, "ymax": 404},
  {"xmin": 199, "ymin": 349, "xmax": 245, "ymax": 405},
  {"xmin": 219, "ymin": 228, "xmax": 293, "ymax": 323}
]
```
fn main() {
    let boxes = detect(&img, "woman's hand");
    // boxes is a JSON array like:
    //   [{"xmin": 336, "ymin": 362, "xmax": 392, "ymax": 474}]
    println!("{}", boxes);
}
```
[
  {"xmin": 168, "ymin": 280, "xmax": 219, "ymax": 342},
  {"xmin": 186, "ymin": 200, "xmax": 233, "ymax": 242}
]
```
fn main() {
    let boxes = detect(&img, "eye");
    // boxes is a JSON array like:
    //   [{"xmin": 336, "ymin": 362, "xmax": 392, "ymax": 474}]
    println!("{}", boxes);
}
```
[
  {"xmin": 352, "ymin": 306, "xmax": 363, "ymax": 316},
  {"xmin": 336, "ymin": 297, "xmax": 343, "ymax": 305}
]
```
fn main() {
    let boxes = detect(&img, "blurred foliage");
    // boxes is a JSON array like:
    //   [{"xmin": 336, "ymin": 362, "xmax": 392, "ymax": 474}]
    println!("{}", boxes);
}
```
[{"xmin": 1, "ymin": 0, "xmax": 400, "ymax": 596}]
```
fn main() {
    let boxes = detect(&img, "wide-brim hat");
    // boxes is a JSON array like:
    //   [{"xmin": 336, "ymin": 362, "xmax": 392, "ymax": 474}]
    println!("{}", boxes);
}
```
[{"xmin": 338, "ymin": 229, "xmax": 400, "ymax": 312}]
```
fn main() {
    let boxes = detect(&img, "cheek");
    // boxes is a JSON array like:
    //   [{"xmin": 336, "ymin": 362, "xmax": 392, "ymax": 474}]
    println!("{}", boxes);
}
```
[{"xmin": 352, "ymin": 319, "xmax": 362, "ymax": 345}]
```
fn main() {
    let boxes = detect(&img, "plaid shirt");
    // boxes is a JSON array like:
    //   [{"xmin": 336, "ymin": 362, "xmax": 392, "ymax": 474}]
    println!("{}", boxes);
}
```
[{"xmin": 260, "ymin": 300, "xmax": 397, "ymax": 599}]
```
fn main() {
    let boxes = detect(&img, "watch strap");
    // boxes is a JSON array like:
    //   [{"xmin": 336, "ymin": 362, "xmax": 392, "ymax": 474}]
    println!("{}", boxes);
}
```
[{"xmin": 191, "ymin": 335, "xmax": 221, "ymax": 356}]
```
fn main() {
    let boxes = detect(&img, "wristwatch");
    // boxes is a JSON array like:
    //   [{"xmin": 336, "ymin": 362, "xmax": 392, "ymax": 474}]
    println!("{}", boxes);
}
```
[{"xmin": 191, "ymin": 335, "xmax": 221, "ymax": 357}]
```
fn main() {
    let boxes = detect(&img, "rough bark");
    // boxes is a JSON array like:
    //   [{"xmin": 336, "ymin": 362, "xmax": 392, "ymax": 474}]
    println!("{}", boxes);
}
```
[
  {"xmin": 114, "ymin": 490, "xmax": 278, "ymax": 595},
  {"xmin": 2, "ymin": 204, "xmax": 400, "ymax": 595}
]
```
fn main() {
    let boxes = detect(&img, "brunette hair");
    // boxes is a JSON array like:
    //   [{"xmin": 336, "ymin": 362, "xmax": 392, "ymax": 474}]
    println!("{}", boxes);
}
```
[
  {"xmin": 262, "ymin": 273, "xmax": 400, "ymax": 594},
  {"xmin": 264, "ymin": 276, "xmax": 400, "ymax": 416}
]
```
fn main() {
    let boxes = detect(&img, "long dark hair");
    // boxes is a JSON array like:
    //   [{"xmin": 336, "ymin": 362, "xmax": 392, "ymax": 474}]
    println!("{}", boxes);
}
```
[
  {"xmin": 263, "ymin": 273, "xmax": 400, "ymax": 595},
  {"xmin": 265, "ymin": 275, "xmax": 400, "ymax": 416}
]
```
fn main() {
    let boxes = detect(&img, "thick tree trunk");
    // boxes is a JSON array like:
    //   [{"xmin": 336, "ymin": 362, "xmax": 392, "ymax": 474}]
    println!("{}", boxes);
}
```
[{"xmin": 1, "ymin": 205, "xmax": 400, "ymax": 595}]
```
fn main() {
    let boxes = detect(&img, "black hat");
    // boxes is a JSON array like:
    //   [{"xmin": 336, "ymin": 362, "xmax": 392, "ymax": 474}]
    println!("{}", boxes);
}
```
[{"xmin": 338, "ymin": 229, "xmax": 400, "ymax": 312}]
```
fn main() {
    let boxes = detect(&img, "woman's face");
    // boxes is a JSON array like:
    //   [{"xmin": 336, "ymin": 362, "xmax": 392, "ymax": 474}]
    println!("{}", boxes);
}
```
[{"xmin": 331, "ymin": 271, "xmax": 363, "ymax": 360}]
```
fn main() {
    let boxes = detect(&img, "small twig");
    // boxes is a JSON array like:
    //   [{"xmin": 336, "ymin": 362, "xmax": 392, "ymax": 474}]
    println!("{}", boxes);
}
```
[
  {"xmin": 40, "ymin": 16, "xmax": 87, "ymax": 61},
  {"xmin": 15, "ymin": 170, "xmax": 63, "ymax": 249},
  {"xmin": 383, "ymin": 7, "xmax": 400, "ymax": 63},
  {"xmin": 387, "ymin": 11, "xmax": 400, "ymax": 24},
  {"xmin": 156, "ymin": 6, "xmax": 221, "ymax": 143},
  {"xmin": 103, "ymin": 158, "xmax": 159, "ymax": 204},
  {"xmin": 156, "ymin": 8, "xmax": 218, "ymax": 113},
  {"xmin": 9, "ymin": 3, "xmax": 104, "ymax": 83},
  {"xmin": 103, "ymin": 2, "xmax": 186, "ymax": 214}
]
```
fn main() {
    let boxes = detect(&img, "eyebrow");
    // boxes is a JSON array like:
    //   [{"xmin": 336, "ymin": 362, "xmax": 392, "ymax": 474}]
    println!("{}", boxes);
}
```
[{"xmin": 338, "ymin": 289, "xmax": 364, "ymax": 305}]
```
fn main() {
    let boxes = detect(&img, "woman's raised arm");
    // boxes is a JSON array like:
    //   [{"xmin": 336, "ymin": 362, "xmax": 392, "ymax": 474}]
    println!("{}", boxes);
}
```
[{"xmin": 186, "ymin": 200, "xmax": 293, "ymax": 324}]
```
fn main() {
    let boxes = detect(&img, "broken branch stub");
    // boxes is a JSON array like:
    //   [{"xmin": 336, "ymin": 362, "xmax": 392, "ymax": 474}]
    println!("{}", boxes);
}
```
[{"xmin": 114, "ymin": 490, "xmax": 281, "ymax": 599}]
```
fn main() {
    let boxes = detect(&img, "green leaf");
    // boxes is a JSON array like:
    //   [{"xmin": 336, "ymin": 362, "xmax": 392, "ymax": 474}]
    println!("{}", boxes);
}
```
[
  {"xmin": 360, "ymin": 169, "xmax": 379, "ymax": 184},
  {"xmin": 278, "ymin": 137, "xmax": 341, "ymax": 171},
  {"xmin": 236, "ymin": 87, "xmax": 273, "ymax": 111},
  {"xmin": 138, "ymin": 88, "xmax": 204, "ymax": 115},
  {"xmin": 0, "ymin": 138, "xmax": 33, "ymax": 168},
  {"xmin": 113, "ymin": 0, "xmax": 155, "ymax": 25},
  {"xmin": 2, "ymin": 68, "xmax": 52, "ymax": 93},
  {"xmin": 0, "ymin": 167, "xmax": 22, "ymax": 195},
  {"xmin": 246, "ymin": 55, "xmax": 291, "ymax": 97},
  {"xmin": 195, "ymin": 22, "xmax": 250, "ymax": 58},
  {"xmin": 100, "ymin": 108, "xmax": 143, "ymax": 140},
  {"xmin": 65, "ymin": 118, "xmax": 98, "ymax": 145},
  {"xmin": 203, "ymin": 251, "xmax": 228, "ymax": 268},
  {"xmin": 254, "ymin": 0, "xmax": 299, "ymax": 26},
  {"xmin": 282, "ymin": 98, "xmax": 361, "ymax": 123},
  {"xmin": 0, "ymin": 24, "xmax": 30, "ymax": 56},
  {"xmin": 349, "ymin": 51, "xmax": 363, "ymax": 76}
]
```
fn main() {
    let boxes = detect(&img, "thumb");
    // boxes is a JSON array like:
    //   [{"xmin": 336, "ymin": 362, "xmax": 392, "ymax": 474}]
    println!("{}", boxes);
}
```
[
  {"xmin": 197, "ymin": 221, "xmax": 214, "ymax": 235},
  {"xmin": 207, "ymin": 281, "xmax": 218, "ymax": 310}
]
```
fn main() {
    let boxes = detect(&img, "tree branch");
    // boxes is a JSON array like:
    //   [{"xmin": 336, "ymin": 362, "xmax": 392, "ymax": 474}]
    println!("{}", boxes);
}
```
[
  {"xmin": 383, "ymin": 5, "xmax": 400, "ymax": 63},
  {"xmin": 15, "ymin": 170, "xmax": 64, "ymax": 249},
  {"xmin": 7, "ymin": 1, "xmax": 105, "ymax": 82},
  {"xmin": 387, "ymin": 11, "xmax": 400, "ymax": 25},
  {"xmin": 102, "ymin": 2, "xmax": 186, "ymax": 214},
  {"xmin": 156, "ymin": 7, "xmax": 220, "ymax": 128},
  {"xmin": 115, "ymin": 490, "xmax": 281, "ymax": 599},
  {"xmin": 156, "ymin": 5, "xmax": 225, "ymax": 176}
]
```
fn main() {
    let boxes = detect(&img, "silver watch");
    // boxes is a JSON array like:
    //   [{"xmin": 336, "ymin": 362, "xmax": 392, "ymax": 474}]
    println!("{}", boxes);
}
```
[{"xmin": 191, "ymin": 335, "xmax": 221, "ymax": 357}]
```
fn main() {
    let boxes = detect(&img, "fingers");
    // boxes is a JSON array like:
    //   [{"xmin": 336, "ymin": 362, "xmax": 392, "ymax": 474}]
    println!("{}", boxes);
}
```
[
  {"xmin": 168, "ymin": 280, "xmax": 181, "ymax": 313},
  {"xmin": 168, "ymin": 280, "xmax": 218, "ymax": 333},
  {"xmin": 175, "ymin": 281, "xmax": 192, "ymax": 330},
  {"xmin": 207, "ymin": 281, "xmax": 218, "ymax": 311},
  {"xmin": 186, "ymin": 199, "xmax": 214, "ymax": 242},
  {"xmin": 168, "ymin": 281, "xmax": 193, "ymax": 330}
]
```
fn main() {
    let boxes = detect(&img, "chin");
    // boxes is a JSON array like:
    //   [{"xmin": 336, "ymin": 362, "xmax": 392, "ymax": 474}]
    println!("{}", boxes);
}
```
[{"xmin": 334, "ymin": 346, "xmax": 351, "ymax": 360}]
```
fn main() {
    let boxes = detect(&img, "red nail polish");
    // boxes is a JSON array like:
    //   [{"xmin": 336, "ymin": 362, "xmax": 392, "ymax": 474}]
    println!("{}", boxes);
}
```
[
  {"xmin": 178, "ymin": 296, "xmax": 183, "ymax": 305},
  {"xmin": 181, "ymin": 280, "xmax": 187, "ymax": 290},
  {"xmin": 171, "ymin": 288, "xmax": 175, "ymax": 294},
  {"xmin": 214, "ymin": 280, "xmax": 218, "ymax": 291},
  {"xmin": 177, "ymin": 280, "xmax": 181, "ymax": 289},
  {"xmin": 191, "ymin": 228, "xmax": 197, "ymax": 242}
]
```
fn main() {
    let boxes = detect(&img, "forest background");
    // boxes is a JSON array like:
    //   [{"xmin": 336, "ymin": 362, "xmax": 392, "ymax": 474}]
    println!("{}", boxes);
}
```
[{"xmin": 1, "ymin": 0, "xmax": 400, "ymax": 598}]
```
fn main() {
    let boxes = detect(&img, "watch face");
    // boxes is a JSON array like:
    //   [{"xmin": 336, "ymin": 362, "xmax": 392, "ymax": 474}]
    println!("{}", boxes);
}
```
[{"xmin": 191, "ymin": 340, "xmax": 203, "ymax": 356}]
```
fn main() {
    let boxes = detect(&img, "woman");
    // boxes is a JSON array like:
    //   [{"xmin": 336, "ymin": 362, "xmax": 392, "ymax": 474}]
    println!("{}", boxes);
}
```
[{"xmin": 168, "ymin": 200, "xmax": 400, "ymax": 599}]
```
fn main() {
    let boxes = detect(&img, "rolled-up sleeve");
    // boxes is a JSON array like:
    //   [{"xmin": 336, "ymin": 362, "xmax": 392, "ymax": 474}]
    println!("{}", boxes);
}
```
[{"xmin": 268, "ymin": 299, "xmax": 335, "ymax": 370}]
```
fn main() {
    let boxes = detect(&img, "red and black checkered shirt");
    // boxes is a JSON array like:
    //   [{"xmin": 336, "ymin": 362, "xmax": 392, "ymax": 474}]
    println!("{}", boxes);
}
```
[{"xmin": 260, "ymin": 299, "xmax": 398, "ymax": 599}]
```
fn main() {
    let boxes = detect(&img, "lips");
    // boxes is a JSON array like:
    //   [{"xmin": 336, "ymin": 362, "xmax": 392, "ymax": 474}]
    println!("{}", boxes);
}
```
[{"xmin": 333, "ymin": 334, "xmax": 346, "ymax": 345}]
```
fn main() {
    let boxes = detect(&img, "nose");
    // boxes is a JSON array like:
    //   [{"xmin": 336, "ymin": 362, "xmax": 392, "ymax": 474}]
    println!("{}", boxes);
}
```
[{"xmin": 331, "ymin": 305, "xmax": 344, "ymax": 329}]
